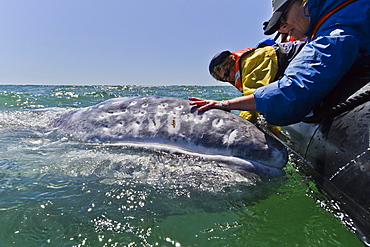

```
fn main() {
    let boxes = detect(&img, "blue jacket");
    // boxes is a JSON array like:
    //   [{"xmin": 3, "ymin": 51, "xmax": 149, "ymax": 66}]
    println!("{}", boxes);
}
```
[{"xmin": 254, "ymin": 0, "xmax": 370, "ymax": 126}]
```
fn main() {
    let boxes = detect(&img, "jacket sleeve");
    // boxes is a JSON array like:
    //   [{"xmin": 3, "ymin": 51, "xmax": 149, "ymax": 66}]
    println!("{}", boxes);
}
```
[{"xmin": 254, "ymin": 31, "xmax": 360, "ymax": 126}]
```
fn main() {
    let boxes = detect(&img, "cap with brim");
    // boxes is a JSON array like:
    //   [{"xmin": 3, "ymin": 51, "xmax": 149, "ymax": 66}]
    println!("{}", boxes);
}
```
[
  {"xmin": 263, "ymin": 0, "xmax": 291, "ymax": 35},
  {"xmin": 209, "ymin": 51, "xmax": 231, "ymax": 74}
]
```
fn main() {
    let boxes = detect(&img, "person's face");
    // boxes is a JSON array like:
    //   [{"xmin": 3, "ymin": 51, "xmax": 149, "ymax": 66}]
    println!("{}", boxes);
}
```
[
  {"xmin": 218, "ymin": 66, "xmax": 235, "ymax": 82},
  {"xmin": 278, "ymin": 1, "xmax": 310, "ymax": 40}
]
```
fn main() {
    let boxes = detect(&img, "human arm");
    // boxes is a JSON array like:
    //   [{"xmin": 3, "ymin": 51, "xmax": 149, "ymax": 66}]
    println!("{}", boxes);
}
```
[
  {"xmin": 254, "ymin": 32, "xmax": 360, "ymax": 126},
  {"xmin": 188, "ymin": 94, "xmax": 257, "ymax": 112}
]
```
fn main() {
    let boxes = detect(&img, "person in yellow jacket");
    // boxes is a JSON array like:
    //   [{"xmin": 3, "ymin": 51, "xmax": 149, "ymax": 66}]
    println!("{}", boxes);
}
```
[{"xmin": 209, "ymin": 39, "xmax": 305, "ymax": 123}]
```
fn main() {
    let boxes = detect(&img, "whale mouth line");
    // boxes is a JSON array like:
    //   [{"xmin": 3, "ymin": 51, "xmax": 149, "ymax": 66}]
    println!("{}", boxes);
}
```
[{"xmin": 86, "ymin": 141, "xmax": 285, "ymax": 178}]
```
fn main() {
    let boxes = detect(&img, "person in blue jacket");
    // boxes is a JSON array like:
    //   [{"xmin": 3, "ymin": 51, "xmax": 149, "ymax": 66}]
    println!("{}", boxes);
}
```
[{"xmin": 190, "ymin": 0, "xmax": 370, "ymax": 126}]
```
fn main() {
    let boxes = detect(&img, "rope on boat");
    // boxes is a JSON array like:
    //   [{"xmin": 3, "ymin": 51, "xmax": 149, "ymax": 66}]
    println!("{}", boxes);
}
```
[{"xmin": 303, "ymin": 89, "xmax": 370, "ymax": 123}]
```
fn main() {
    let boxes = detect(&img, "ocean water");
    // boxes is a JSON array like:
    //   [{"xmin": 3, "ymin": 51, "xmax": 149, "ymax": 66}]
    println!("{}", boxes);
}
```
[{"xmin": 0, "ymin": 85, "xmax": 363, "ymax": 246}]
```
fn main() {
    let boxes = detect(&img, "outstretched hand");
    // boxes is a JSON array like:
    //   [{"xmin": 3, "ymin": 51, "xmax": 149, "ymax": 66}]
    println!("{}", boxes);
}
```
[{"xmin": 188, "ymin": 97, "xmax": 227, "ymax": 111}]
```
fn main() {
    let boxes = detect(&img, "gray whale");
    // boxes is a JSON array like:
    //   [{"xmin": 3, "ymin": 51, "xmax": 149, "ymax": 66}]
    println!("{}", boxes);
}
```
[{"xmin": 54, "ymin": 96, "xmax": 288, "ymax": 178}]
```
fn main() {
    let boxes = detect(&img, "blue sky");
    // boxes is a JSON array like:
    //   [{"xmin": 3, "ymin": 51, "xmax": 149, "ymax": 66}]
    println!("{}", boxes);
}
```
[{"xmin": 0, "ymin": 0, "xmax": 273, "ymax": 86}]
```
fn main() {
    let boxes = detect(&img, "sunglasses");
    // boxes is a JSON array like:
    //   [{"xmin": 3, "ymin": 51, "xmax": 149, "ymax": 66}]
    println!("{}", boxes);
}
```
[
  {"xmin": 279, "ymin": 15, "xmax": 286, "ymax": 25},
  {"xmin": 222, "ymin": 68, "xmax": 230, "ymax": 81},
  {"xmin": 279, "ymin": 1, "xmax": 295, "ymax": 25}
]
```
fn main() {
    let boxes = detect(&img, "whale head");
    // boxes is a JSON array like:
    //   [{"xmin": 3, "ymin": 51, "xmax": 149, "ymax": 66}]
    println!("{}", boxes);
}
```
[{"xmin": 54, "ymin": 96, "xmax": 288, "ymax": 178}]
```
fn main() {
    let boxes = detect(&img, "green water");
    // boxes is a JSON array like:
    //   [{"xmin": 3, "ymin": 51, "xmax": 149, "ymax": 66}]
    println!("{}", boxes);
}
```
[{"xmin": 0, "ymin": 85, "xmax": 363, "ymax": 246}]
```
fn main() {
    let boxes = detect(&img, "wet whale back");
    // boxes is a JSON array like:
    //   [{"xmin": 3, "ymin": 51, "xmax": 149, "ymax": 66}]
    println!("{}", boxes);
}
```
[{"xmin": 54, "ymin": 96, "xmax": 288, "ymax": 173}]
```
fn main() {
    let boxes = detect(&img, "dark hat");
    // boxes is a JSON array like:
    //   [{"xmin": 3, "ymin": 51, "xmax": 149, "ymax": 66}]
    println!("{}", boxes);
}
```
[
  {"xmin": 209, "ymin": 50, "xmax": 231, "ymax": 74},
  {"xmin": 263, "ymin": 0, "xmax": 292, "ymax": 35}
]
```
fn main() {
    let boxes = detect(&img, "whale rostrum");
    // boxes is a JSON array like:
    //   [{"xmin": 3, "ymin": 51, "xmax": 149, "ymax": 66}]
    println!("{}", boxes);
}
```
[{"xmin": 54, "ymin": 96, "xmax": 288, "ymax": 178}]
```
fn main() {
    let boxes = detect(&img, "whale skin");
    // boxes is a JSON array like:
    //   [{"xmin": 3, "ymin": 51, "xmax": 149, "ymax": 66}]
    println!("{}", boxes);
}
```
[{"xmin": 54, "ymin": 96, "xmax": 288, "ymax": 177}]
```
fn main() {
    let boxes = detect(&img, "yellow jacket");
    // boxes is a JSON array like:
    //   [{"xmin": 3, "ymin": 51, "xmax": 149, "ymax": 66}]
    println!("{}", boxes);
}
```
[{"xmin": 238, "ymin": 46, "xmax": 278, "ymax": 123}]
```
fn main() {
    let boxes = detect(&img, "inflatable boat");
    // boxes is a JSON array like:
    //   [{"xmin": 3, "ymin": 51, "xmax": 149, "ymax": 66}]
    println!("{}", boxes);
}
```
[{"xmin": 273, "ymin": 63, "xmax": 370, "ymax": 244}]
